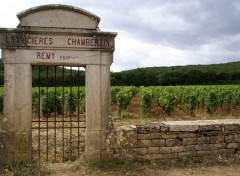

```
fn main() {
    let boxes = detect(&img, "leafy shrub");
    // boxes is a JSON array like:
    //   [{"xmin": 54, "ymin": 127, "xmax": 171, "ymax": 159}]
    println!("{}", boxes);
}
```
[
  {"xmin": 139, "ymin": 87, "xmax": 152, "ymax": 113},
  {"xmin": 42, "ymin": 91, "xmax": 63, "ymax": 117},
  {"xmin": 116, "ymin": 87, "xmax": 137, "ymax": 115},
  {"xmin": 68, "ymin": 91, "xmax": 77, "ymax": 115}
]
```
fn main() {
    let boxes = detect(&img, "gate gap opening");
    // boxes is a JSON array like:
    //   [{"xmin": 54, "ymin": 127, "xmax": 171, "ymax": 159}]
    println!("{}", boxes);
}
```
[{"xmin": 32, "ymin": 65, "xmax": 86, "ymax": 162}]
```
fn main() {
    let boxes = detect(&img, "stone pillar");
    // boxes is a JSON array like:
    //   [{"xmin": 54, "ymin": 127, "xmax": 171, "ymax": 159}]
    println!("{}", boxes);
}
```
[
  {"xmin": 85, "ymin": 64, "xmax": 102, "ymax": 161},
  {"xmin": 1, "ymin": 49, "xmax": 32, "ymax": 163},
  {"xmin": 85, "ymin": 52, "xmax": 112, "ymax": 161}
]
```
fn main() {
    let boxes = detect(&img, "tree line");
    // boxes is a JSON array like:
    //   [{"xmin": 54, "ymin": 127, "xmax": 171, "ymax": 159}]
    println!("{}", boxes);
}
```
[
  {"xmin": 111, "ymin": 62, "xmax": 240, "ymax": 86},
  {"xmin": 0, "ymin": 60, "xmax": 239, "ymax": 86}
]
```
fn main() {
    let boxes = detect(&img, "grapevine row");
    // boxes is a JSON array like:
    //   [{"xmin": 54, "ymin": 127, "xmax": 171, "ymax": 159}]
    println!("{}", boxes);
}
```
[{"xmin": 0, "ymin": 85, "xmax": 239, "ymax": 117}]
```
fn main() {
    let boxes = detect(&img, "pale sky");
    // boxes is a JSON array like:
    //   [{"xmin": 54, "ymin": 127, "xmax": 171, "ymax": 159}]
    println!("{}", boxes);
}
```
[{"xmin": 0, "ymin": 0, "xmax": 240, "ymax": 72}]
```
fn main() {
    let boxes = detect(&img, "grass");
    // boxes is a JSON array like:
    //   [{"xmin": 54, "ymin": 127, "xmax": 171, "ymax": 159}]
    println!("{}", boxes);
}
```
[
  {"xmin": 88, "ymin": 159, "xmax": 151, "ymax": 170},
  {"xmin": 0, "ymin": 153, "xmax": 240, "ymax": 176},
  {"xmin": 178, "ymin": 156, "xmax": 202, "ymax": 165},
  {"xmin": 0, "ymin": 161, "xmax": 51, "ymax": 176}
]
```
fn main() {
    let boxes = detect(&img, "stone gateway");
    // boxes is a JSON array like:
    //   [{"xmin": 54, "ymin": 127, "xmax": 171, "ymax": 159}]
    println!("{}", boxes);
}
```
[{"xmin": 0, "ymin": 4, "xmax": 117, "ymax": 163}]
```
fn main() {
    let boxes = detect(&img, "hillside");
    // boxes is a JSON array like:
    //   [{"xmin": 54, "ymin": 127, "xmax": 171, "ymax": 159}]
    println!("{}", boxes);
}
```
[
  {"xmin": 0, "ymin": 59, "xmax": 239, "ymax": 86},
  {"xmin": 111, "ymin": 62, "xmax": 240, "ymax": 86}
]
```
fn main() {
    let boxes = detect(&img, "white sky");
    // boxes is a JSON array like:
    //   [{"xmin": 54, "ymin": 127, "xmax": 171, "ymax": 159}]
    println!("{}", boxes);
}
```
[{"xmin": 0, "ymin": 0, "xmax": 240, "ymax": 72}]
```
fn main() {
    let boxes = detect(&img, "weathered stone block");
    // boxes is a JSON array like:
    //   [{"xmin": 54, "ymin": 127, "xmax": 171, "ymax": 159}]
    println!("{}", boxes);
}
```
[
  {"xmin": 136, "ymin": 125, "xmax": 151, "ymax": 134},
  {"xmin": 151, "ymin": 139, "xmax": 165, "ymax": 147},
  {"xmin": 101, "ymin": 149, "xmax": 114, "ymax": 160},
  {"xmin": 178, "ymin": 133, "xmax": 196, "ymax": 138},
  {"xmin": 148, "ymin": 147, "xmax": 159, "ymax": 154},
  {"xmin": 225, "ymin": 135, "xmax": 238, "ymax": 143},
  {"xmin": 85, "ymin": 131, "xmax": 101, "ymax": 162},
  {"xmin": 227, "ymin": 143, "xmax": 239, "ymax": 149},
  {"xmin": 197, "ymin": 136, "xmax": 209, "ymax": 144},
  {"xmin": 171, "ymin": 146, "xmax": 186, "ymax": 153},
  {"xmin": 209, "ymin": 135, "xmax": 224, "ymax": 144},
  {"xmin": 166, "ymin": 138, "xmax": 182, "ymax": 147},
  {"xmin": 214, "ymin": 149, "xmax": 235, "ymax": 154},
  {"xmin": 178, "ymin": 151, "xmax": 196, "ymax": 157},
  {"xmin": 135, "ymin": 148, "xmax": 148, "ymax": 155},
  {"xmin": 160, "ymin": 147, "xmax": 172, "ymax": 154},
  {"xmin": 186, "ymin": 145, "xmax": 195, "ymax": 151},
  {"xmin": 108, "ymin": 128, "xmax": 137, "ymax": 149},
  {"xmin": 224, "ymin": 124, "xmax": 240, "ymax": 131},
  {"xmin": 197, "ymin": 150, "xmax": 211, "ymax": 156},
  {"xmin": 136, "ymin": 123, "xmax": 166, "ymax": 134},
  {"xmin": 138, "ymin": 140, "xmax": 151, "ymax": 147},
  {"xmin": 195, "ymin": 145, "xmax": 203, "ymax": 151},
  {"xmin": 202, "ymin": 144, "xmax": 214, "ymax": 151},
  {"xmin": 162, "ymin": 153, "xmax": 178, "ymax": 159},
  {"xmin": 164, "ymin": 121, "xmax": 199, "ymax": 132},
  {"xmin": 201, "ymin": 131, "xmax": 222, "ymax": 136},
  {"xmin": 138, "ymin": 133, "xmax": 160, "ymax": 140},
  {"xmin": 14, "ymin": 132, "xmax": 32, "ymax": 153},
  {"xmin": 199, "ymin": 124, "xmax": 223, "ymax": 131},
  {"xmin": 161, "ymin": 133, "xmax": 177, "ymax": 139},
  {"xmin": 14, "ymin": 153, "xmax": 31, "ymax": 162},
  {"xmin": 223, "ymin": 131, "xmax": 237, "ymax": 135},
  {"xmin": 212, "ymin": 143, "xmax": 226, "ymax": 149},
  {"xmin": 146, "ymin": 154, "xmax": 164, "ymax": 160},
  {"xmin": 114, "ymin": 149, "xmax": 136, "ymax": 159},
  {"xmin": 182, "ymin": 137, "xmax": 197, "ymax": 145}
]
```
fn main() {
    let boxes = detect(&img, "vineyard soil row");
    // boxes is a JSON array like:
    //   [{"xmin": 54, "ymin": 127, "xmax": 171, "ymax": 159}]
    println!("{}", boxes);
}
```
[{"xmin": 111, "ymin": 93, "xmax": 240, "ymax": 127}]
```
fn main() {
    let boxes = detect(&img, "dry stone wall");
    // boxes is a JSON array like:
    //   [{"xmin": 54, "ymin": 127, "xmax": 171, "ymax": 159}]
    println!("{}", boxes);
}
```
[{"xmin": 106, "ymin": 119, "xmax": 240, "ymax": 160}]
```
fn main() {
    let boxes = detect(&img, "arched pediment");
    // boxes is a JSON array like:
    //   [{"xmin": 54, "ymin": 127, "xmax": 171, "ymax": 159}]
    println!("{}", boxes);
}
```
[{"xmin": 17, "ymin": 4, "xmax": 100, "ymax": 29}]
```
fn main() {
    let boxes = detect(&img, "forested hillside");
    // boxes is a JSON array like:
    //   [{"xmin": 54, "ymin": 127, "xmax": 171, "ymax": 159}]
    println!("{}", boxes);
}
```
[
  {"xmin": 111, "ymin": 62, "xmax": 240, "ymax": 86},
  {"xmin": 0, "ymin": 59, "xmax": 239, "ymax": 86}
]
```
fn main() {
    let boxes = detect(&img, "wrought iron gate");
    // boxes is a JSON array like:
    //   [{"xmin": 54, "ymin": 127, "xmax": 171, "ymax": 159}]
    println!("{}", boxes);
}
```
[{"xmin": 32, "ymin": 66, "xmax": 86, "ymax": 162}]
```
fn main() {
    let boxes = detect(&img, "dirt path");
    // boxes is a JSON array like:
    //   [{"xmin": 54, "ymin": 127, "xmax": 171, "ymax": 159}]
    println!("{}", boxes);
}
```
[
  {"xmin": 39, "ymin": 154, "xmax": 240, "ymax": 176},
  {"xmin": 145, "ymin": 165, "xmax": 240, "ymax": 176},
  {"xmin": 44, "ymin": 162, "xmax": 240, "ymax": 176}
]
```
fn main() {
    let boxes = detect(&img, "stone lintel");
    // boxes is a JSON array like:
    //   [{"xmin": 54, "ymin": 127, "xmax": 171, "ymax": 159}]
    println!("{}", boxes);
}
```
[{"xmin": 0, "ymin": 31, "xmax": 116, "ymax": 51}]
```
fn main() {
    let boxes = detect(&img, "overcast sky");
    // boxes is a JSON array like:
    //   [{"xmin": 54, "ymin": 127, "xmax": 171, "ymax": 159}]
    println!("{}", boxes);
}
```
[{"xmin": 0, "ymin": 0, "xmax": 240, "ymax": 72}]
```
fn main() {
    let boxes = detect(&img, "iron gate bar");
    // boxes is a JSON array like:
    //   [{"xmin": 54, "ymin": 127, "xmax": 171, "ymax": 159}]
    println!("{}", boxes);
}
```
[
  {"xmin": 77, "ymin": 67, "xmax": 80, "ymax": 158},
  {"xmin": 46, "ymin": 66, "xmax": 49, "ymax": 161},
  {"xmin": 62, "ymin": 66, "xmax": 65, "ymax": 162},
  {"xmin": 38, "ymin": 66, "xmax": 41, "ymax": 159},
  {"xmin": 70, "ymin": 66, "xmax": 72, "ymax": 160},
  {"xmin": 54, "ymin": 66, "xmax": 57, "ymax": 162}
]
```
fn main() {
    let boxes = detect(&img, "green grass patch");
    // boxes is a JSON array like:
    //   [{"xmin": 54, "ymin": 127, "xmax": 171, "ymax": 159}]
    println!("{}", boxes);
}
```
[
  {"xmin": 178, "ymin": 156, "xmax": 202, "ymax": 165},
  {"xmin": 0, "ymin": 161, "xmax": 51, "ymax": 176},
  {"xmin": 88, "ymin": 159, "xmax": 151, "ymax": 170}
]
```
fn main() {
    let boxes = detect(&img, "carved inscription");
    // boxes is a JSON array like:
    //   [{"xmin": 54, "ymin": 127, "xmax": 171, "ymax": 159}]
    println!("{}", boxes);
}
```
[
  {"xmin": 5, "ymin": 36, "xmax": 53, "ymax": 45},
  {"xmin": 35, "ymin": 51, "xmax": 80, "ymax": 61},
  {"xmin": 67, "ymin": 38, "xmax": 110, "ymax": 47},
  {"xmin": 37, "ymin": 52, "xmax": 55, "ymax": 59},
  {"xmin": 60, "ymin": 55, "xmax": 80, "ymax": 60},
  {"xmin": 1, "ymin": 34, "xmax": 114, "ymax": 49}
]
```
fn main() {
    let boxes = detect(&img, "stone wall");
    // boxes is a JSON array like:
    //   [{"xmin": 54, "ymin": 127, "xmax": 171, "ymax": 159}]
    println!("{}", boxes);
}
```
[{"xmin": 106, "ymin": 119, "xmax": 240, "ymax": 160}]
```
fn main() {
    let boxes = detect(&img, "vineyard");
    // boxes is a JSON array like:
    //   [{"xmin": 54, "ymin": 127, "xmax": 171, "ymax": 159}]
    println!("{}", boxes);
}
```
[
  {"xmin": 0, "ymin": 85, "xmax": 240, "ymax": 119},
  {"xmin": 111, "ymin": 85, "xmax": 240, "ymax": 120}
]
